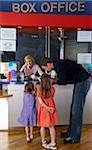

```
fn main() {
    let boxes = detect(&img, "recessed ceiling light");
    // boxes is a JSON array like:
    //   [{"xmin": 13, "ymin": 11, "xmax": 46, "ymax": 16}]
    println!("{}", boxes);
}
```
[
  {"xmin": 38, "ymin": 27, "xmax": 42, "ymax": 30},
  {"xmin": 17, "ymin": 26, "xmax": 22, "ymax": 29},
  {"xmin": 77, "ymin": 28, "xmax": 81, "ymax": 31}
]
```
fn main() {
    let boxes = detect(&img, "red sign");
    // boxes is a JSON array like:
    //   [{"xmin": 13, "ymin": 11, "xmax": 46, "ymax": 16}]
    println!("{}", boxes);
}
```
[{"xmin": 0, "ymin": 12, "xmax": 92, "ymax": 28}]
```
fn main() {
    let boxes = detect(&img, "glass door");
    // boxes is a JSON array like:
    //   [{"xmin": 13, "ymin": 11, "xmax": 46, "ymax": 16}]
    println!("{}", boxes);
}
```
[{"xmin": 16, "ymin": 26, "xmax": 46, "ymax": 69}]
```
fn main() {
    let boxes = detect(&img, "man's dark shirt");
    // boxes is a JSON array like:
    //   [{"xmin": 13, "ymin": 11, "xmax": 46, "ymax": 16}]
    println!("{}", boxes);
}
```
[{"xmin": 55, "ymin": 59, "xmax": 90, "ymax": 85}]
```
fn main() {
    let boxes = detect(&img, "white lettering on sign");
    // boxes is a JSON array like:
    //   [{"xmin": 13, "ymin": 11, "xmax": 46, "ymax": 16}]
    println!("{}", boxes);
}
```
[
  {"xmin": 12, "ymin": 3, "xmax": 37, "ymax": 13},
  {"xmin": 12, "ymin": 2, "xmax": 85, "ymax": 13}
]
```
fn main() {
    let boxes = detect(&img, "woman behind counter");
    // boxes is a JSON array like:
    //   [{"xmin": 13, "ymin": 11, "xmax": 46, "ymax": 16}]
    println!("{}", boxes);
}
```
[{"xmin": 20, "ymin": 55, "xmax": 43, "ymax": 81}]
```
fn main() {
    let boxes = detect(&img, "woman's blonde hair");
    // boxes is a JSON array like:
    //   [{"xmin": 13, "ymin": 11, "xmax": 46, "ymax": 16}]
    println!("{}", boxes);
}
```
[
  {"xmin": 24, "ymin": 55, "xmax": 35, "ymax": 65},
  {"xmin": 40, "ymin": 74, "xmax": 51, "ymax": 98}
]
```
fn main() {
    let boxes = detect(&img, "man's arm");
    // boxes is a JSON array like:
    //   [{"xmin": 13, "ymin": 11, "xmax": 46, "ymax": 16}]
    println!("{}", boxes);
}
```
[{"xmin": 36, "ymin": 64, "xmax": 43, "ymax": 76}]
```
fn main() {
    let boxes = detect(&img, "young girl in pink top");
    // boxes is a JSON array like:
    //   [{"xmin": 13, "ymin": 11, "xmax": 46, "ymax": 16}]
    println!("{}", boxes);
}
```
[{"xmin": 37, "ymin": 74, "xmax": 58, "ymax": 150}]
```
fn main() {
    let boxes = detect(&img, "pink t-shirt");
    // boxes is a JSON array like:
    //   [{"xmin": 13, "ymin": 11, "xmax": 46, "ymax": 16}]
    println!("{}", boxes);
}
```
[{"xmin": 20, "ymin": 64, "xmax": 43, "ymax": 77}]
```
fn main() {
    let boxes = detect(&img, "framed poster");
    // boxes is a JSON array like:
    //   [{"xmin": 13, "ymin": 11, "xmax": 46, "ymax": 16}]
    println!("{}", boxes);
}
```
[
  {"xmin": 0, "ymin": 28, "xmax": 16, "ymax": 40},
  {"xmin": 77, "ymin": 53, "xmax": 92, "ymax": 64},
  {"xmin": 0, "ymin": 40, "xmax": 16, "ymax": 52},
  {"xmin": 77, "ymin": 31, "xmax": 92, "ymax": 42}
]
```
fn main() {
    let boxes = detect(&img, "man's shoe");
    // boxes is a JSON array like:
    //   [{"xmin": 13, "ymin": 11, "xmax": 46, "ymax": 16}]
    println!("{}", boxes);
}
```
[
  {"xmin": 64, "ymin": 137, "xmax": 80, "ymax": 144},
  {"xmin": 61, "ymin": 131, "xmax": 69, "ymax": 138}
]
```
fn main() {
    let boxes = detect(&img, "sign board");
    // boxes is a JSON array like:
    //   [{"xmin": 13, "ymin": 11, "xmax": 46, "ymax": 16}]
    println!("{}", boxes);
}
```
[
  {"xmin": 77, "ymin": 31, "xmax": 92, "ymax": 42},
  {"xmin": 0, "ymin": 28, "xmax": 16, "ymax": 40},
  {"xmin": 77, "ymin": 53, "xmax": 92, "ymax": 64},
  {"xmin": 0, "ymin": 40, "xmax": 16, "ymax": 52},
  {"xmin": 0, "ymin": 0, "xmax": 92, "ymax": 27}
]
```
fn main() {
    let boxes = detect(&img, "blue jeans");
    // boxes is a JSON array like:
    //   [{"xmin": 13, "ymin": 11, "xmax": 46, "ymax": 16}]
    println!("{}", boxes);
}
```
[{"xmin": 68, "ymin": 77, "xmax": 91, "ymax": 142}]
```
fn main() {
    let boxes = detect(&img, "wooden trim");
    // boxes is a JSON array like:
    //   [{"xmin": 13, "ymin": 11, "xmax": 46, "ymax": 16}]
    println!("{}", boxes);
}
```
[{"xmin": 0, "ymin": 94, "xmax": 13, "ymax": 98}]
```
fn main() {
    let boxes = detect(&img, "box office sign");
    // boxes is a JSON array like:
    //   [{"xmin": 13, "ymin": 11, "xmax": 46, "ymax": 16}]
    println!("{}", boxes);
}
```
[
  {"xmin": 12, "ymin": 1, "xmax": 86, "ymax": 14},
  {"xmin": 0, "ymin": 0, "xmax": 92, "ymax": 15},
  {"xmin": 0, "ymin": 1, "xmax": 92, "ymax": 28}
]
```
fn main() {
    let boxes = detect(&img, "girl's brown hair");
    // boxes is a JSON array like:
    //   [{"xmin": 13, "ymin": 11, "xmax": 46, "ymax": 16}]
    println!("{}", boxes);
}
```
[
  {"xmin": 40, "ymin": 74, "xmax": 51, "ymax": 98},
  {"xmin": 24, "ymin": 83, "xmax": 34, "ymax": 95}
]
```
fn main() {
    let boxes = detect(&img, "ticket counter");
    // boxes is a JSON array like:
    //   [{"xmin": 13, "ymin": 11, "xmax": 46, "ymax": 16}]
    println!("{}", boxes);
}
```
[
  {"xmin": 6, "ymin": 83, "xmax": 92, "ymax": 128},
  {"xmin": 0, "ymin": 92, "xmax": 13, "ymax": 130}
]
